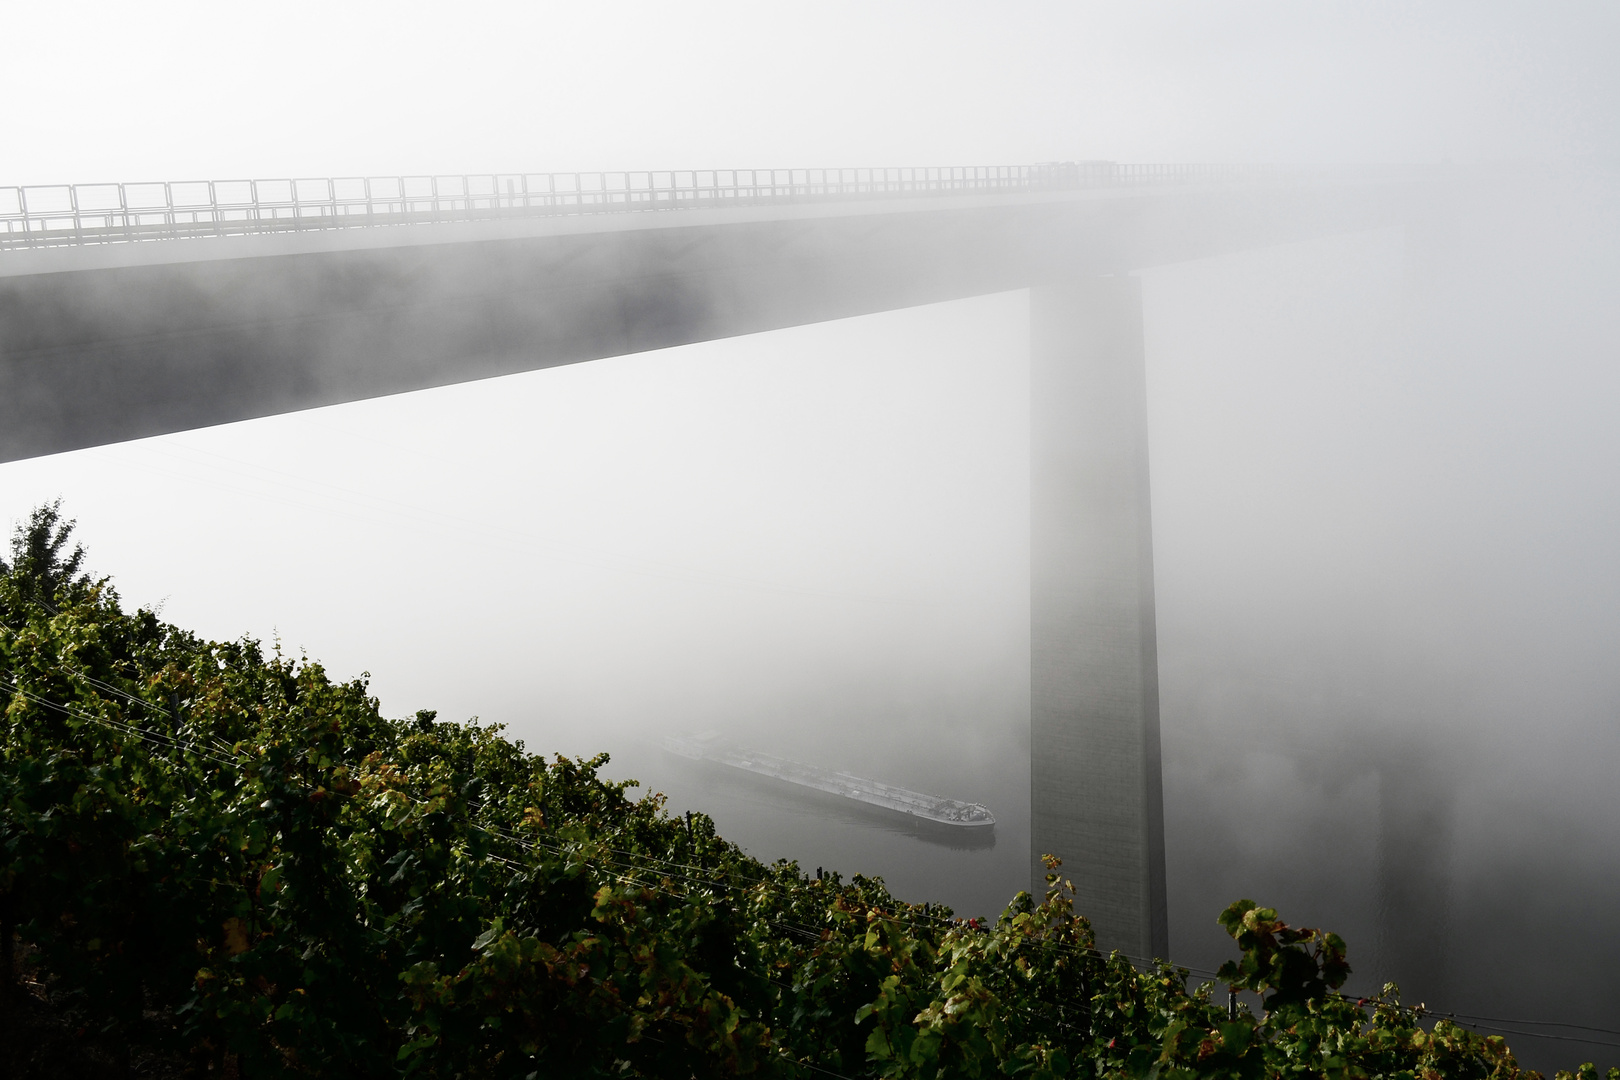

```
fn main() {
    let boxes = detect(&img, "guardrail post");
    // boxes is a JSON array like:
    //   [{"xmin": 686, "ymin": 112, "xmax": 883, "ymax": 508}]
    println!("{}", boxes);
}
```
[{"xmin": 68, "ymin": 183, "xmax": 83, "ymax": 245}]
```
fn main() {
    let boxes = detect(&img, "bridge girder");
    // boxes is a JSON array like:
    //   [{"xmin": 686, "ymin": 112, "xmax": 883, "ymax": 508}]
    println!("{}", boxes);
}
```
[{"xmin": 0, "ymin": 176, "xmax": 1428, "ymax": 957}]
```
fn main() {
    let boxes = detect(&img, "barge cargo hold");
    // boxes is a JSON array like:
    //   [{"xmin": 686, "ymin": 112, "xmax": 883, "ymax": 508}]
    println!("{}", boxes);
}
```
[{"xmin": 662, "ymin": 731, "xmax": 995, "ymax": 828}]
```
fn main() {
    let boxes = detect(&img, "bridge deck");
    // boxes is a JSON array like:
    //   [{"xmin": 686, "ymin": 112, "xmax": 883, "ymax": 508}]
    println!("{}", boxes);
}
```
[{"xmin": 0, "ymin": 168, "xmax": 1427, "ymax": 465}]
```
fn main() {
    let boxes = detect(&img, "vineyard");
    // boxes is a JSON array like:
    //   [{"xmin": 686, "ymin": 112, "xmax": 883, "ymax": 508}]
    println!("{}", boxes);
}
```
[{"xmin": 0, "ymin": 503, "xmax": 1603, "ymax": 1079}]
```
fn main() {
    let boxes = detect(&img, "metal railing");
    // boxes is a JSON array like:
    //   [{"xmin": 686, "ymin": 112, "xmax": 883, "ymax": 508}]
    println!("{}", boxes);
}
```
[{"xmin": 0, "ymin": 162, "xmax": 1285, "ymax": 251}]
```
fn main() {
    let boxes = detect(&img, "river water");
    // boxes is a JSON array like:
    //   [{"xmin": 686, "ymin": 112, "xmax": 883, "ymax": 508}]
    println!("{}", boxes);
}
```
[{"xmin": 605, "ymin": 730, "xmax": 1031, "ymax": 923}]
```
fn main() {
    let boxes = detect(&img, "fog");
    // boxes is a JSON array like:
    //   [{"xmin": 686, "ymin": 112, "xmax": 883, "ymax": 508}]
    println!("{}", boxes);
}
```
[
  {"xmin": 4, "ymin": 1, "xmax": 1620, "ymax": 1070},
  {"xmin": 6, "ymin": 3, "xmax": 1620, "ymax": 179},
  {"xmin": 1148, "ymin": 171, "xmax": 1620, "ymax": 1055}
]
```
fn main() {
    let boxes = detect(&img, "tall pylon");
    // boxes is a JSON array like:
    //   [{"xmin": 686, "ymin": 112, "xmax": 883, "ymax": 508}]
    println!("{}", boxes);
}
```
[{"xmin": 1029, "ymin": 276, "xmax": 1169, "ymax": 960}]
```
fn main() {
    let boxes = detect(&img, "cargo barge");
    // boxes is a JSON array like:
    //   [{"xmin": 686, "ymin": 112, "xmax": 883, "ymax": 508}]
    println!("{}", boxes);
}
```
[{"xmin": 662, "ymin": 731, "xmax": 995, "ymax": 828}]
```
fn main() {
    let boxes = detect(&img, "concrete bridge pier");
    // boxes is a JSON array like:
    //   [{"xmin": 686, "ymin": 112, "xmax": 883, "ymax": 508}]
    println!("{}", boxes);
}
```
[{"xmin": 1029, "ymin": 275, "xmax": 1169, "ymax": 960}]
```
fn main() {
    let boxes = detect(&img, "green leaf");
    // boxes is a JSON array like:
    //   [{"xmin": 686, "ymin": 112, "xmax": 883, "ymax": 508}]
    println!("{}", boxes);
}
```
[{"xmin": 397, "ymin": 1035, "xmax": 436, "ymax": 1061}]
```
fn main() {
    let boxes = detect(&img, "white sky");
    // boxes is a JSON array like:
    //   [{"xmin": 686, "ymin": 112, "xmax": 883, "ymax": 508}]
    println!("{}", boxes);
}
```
[{"xmin": 4, "ymin": 2, "xmax": 1617, "ymax": 184}]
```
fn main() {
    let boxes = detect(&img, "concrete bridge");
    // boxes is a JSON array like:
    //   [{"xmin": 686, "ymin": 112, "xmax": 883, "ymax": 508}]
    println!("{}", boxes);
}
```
[{"xmin": 0, "ymin": 162, "xmax": 1436, "ymax": 959}]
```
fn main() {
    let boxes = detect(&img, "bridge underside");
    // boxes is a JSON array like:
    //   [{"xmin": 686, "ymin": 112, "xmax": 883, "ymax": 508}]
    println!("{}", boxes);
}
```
[
  {"xmin": 0, "ymin": 180, "xmax": 1422, "ymax": 956},
  {"xmin": 0, "ymin": 184, "xmax": 1410, "ymax": 463}
]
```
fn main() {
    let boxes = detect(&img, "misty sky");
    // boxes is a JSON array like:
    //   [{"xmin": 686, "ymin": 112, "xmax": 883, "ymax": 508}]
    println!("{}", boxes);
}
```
[
  {"xmin": 5, "ymin": 2, "xmax": 1618, "ymax": 183},
  {"xmin": 4, "ymin": 2, "xmax": 1620, "ymax": 1068}
]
